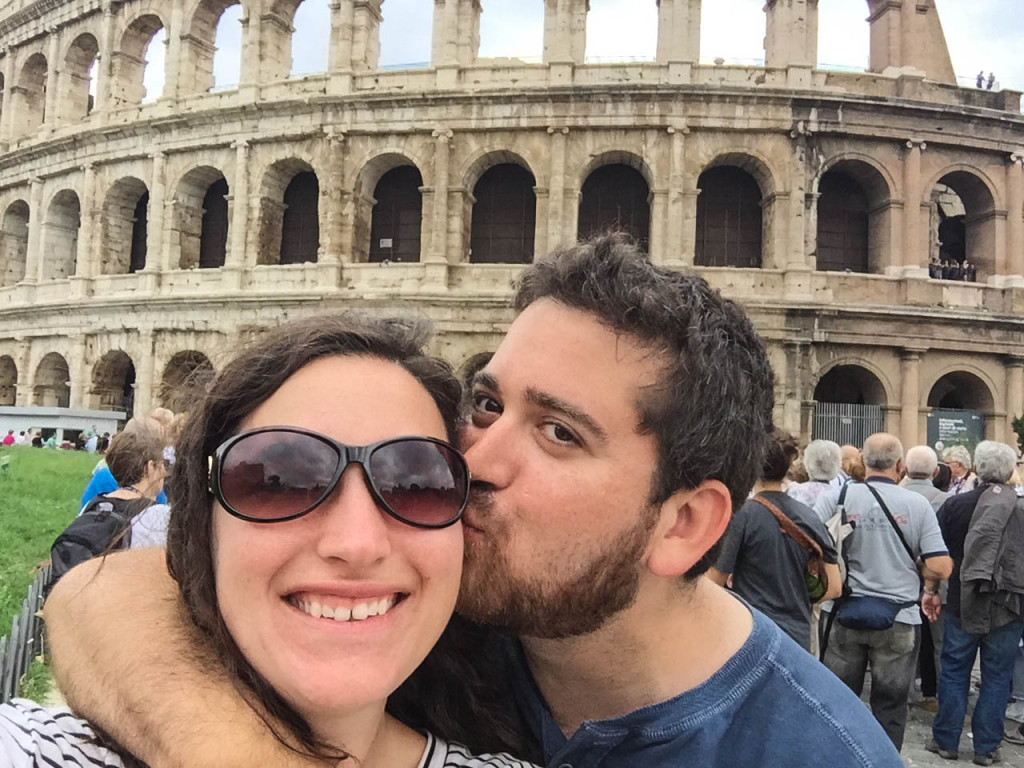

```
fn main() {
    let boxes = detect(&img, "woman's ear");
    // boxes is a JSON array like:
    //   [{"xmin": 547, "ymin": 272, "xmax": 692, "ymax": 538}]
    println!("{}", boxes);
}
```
[{"xmin": 647, "ymin": 480, "xmax": 733, "ymax": 578}]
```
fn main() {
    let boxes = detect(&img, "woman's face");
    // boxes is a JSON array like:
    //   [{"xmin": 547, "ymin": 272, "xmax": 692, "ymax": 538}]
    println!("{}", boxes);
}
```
[
  {"xmin": 212, "ymin": 355, "xmax": 463, "ymax": 730},
  {"xmin": 948, "ymin": 460, "xmax": 968, "ymax": 479}
]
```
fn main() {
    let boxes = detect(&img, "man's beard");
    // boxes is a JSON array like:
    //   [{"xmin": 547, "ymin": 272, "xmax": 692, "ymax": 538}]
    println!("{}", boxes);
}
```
[{"xmin": 456, "ymin": 489, "xmax": 659, "ymax": 640}]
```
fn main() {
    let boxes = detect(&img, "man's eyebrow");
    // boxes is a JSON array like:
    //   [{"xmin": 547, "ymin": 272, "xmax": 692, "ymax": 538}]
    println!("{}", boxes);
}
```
[
  {"xmin": 471, "ymin": 371, "xmax": 500, "ymax": 393},
  {"xmin": 525, "ymin": 388, "xmax": 608, "ymax": 442}
]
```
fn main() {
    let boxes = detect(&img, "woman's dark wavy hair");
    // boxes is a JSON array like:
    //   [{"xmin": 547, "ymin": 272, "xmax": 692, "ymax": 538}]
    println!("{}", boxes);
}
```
[
  {"xmin": 164, "ymin": 312, "xmax": 531, "ymax": 762},
  {"xmin": 514, "ymin": 231, "xmax": 776, "ymax": 578}
]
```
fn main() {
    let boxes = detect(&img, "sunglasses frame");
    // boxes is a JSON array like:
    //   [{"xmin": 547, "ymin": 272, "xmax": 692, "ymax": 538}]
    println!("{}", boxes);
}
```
[{"xmin": 209, "ymin": 425, "xmax": 469, "ymax": 529}]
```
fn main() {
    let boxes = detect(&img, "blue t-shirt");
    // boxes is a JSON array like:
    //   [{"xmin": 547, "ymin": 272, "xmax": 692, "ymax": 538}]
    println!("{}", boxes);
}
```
[
  {"xmin": 512, "ymin": 610, "xmax": 902, "ymax": 768},
  {"xmin": 80, "ymin": 468, "xmax": 166, "ymax": 511}
]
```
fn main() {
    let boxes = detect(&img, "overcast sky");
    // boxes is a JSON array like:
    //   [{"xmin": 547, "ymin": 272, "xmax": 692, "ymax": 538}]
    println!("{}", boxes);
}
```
[{"xmin": 143, "ymin": 1, "xmax": 1023, "ymax": 97}]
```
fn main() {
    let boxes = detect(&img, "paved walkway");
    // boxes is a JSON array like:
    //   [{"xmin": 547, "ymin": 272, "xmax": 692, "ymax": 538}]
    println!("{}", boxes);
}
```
[{"xmin": 902, "ymin": 703, "xmax": 1024, "ymax": 766}]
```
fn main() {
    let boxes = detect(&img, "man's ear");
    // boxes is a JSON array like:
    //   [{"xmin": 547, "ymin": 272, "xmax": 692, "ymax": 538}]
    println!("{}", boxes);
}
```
[{"xmin": 647, "ymin": 479, "xmax": 733, "ymax": 578}]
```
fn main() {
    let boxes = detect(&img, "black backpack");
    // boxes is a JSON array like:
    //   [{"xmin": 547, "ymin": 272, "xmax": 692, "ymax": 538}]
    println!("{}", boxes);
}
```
[{"xmin": 46, "ymin": 495, "xmax": 139, "ymax": 596}]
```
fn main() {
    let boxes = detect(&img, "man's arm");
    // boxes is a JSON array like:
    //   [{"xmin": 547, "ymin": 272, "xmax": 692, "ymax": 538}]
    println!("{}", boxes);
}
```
[
  {"xmin": 920, "ymin": 553, "xmax": 953, "ymax": 581},
  {"xmin": 818, "ymin": 562, "xmax": 843, "ymax": 602},
  {"xmin": 46, "ymin": 548, "xmax": 318, "ymax": 768}
]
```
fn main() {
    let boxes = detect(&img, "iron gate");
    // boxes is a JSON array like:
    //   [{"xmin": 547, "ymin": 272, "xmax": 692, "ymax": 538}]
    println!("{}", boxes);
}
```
[{"xmin": 812, "ymin": 402, "xmax": 884, "ymax": 447}]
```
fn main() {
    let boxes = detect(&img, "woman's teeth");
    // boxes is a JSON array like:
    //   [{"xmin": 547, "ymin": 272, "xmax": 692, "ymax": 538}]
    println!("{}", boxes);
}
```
[{"xmin": 291, "ymin": 596, "xmax": 397, "ymax": 622}]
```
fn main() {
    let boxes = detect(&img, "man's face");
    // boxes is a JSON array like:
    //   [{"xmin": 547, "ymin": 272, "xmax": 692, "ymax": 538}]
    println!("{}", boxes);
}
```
[{"xmin": 456, "ymin": 299, "xmax": 666, "ymax": 639}]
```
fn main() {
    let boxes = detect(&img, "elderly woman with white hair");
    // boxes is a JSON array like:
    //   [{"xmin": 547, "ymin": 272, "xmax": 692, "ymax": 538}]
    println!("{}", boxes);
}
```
[
  {"xmin": 942, "ymin": 444, "xmax": 978, "ymax": 496},
  {"xmin": 787, "ymin": 439, "xmax": 843, "ymax": 509}
]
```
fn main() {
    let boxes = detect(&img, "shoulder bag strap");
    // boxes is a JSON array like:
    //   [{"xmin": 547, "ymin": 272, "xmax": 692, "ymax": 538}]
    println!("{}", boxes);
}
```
[
  {"xmin": 753, "ymin": 493, "xmax": 823, "ymax": 559},
  {"xmin": 863, "ymin": 482, "xmax": 917, "ymax": 568},
  {"xmin": 820, "ymin": 482, "xmax": 851, "ymax": 662}
]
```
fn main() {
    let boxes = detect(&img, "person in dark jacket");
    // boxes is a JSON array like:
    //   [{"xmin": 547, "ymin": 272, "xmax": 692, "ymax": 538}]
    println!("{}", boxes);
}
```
[{"xmin": 927, "ymin": 441, "xmax": 1024, "ymax": 766}]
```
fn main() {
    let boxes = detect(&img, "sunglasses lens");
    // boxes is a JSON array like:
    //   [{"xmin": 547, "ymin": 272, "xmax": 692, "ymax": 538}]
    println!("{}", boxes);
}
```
[
  {"xmin": 220, "ymin": 431, "xmax": 337, "ymax": 520},
  {"xmin": 369, "ymin": 439, "xmax": 468, "ymax": 526}
]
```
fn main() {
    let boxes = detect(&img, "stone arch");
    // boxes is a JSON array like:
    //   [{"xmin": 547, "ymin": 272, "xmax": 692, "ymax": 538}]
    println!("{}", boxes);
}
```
[
  {"xmin": 926, "ymin": 368, "xmax": 997, "ymax": 414},
  {"xmin": 470, "ymin": 162, "xmax": 537, "ymax": 264},
  {"xmin": 0, "ymin": 355, "xmax": 16, "ymax": 406},
  {"xmin": 814, "ymin": 361, "xmax": 892, "ymax": 407},
  {"xmin": 1, "ymin": 200, "xmax": 30, "ymax": 286},
  {"xmin": 695, "ymin": 159, "xmax": 768, "ymax": 269},
  {"xmin": 112, "ymin": 13, "xmax": 167, "ymax": 106},
  {"xmin": 815, "ymin": 157, "xmax": 893, "ymax": 274},
  {"xmin": 91, "ymin": 350, "xmax": 136, "ymax": 414},
  {"xmin": 41, "ymin": 190, "xmax": 81, "ymax": 281},
  {"xmin": 356, "ymin": 152, "xmax": 425, "ymax": 263},
  {"xmin": 181, "ymin": 0, "xmax": 248, "ymax": 93},
  {"xmin": 256, "ymin": 158, "xmax": 320, "ymax": 265},
  {"xmin": 101, "ymin": 177, "xmax": 150, "ymax": 274},
  {"xmin": 34, "ymin": 352, "xmax": 70, "ymax": 407},
  {"xmin": 59, "ymin": 33, "xmax": 100, "ymax": 122},
  {"xmin": 160, "ymin": 350, "xmax": 215, "ymax": 412},
  {"xmin": 924, "ymin": 166, "xmax": 999, "ymax": 280},
  {"xmin": 13, "ymin": 52, "xmax": 48, "ymax": 136},
  {"xmin": 577, "ymin": 152, "xmax": 653, "ymax": 252},
  {"xmin": 173, "ymin": 166, "xmax": 230, "ymax": 269},
  {"xmin": 462, "ymin": 148, "xmax": 540, "ymax": 194},
  {"xmin": 260, "ymin": 0, "xmax": 331, "ymax": 80}
]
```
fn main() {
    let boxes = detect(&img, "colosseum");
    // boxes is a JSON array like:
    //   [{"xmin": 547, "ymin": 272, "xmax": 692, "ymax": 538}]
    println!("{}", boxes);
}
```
[{"xmin": 0, "ymin": 0, "xmax": 1021, "ymax": 451}]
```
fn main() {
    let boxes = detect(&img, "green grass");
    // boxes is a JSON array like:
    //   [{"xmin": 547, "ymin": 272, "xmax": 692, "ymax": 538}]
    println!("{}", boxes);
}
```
[
  {"xmin": 0, "ymin": 446, "xmax": 98, "ymax": 635},
  {"xmin": 19, "ymin": 656, "xmax": 53, "ymax": 703}
]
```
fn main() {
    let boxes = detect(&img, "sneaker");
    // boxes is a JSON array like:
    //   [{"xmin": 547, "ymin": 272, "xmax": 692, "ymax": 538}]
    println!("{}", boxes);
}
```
[
  {"xmin": 973, "ymin": 749, "xmax": 1001, "ymax": 766},
  {"xmin": 917, "ymin": 695, "xmax": 939, "ymax": 712},
  {"xmin": 1004, "ymin": 725, "xmax": 1024, "ymax": 745},
  {"xmin": 926, "ymin": 739, "xmax": 959, "ymax": 760}
]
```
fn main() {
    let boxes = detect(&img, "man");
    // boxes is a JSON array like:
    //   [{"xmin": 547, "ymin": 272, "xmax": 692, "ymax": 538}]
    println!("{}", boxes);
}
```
[
  {"xmin": 814, "ymin": 433, "xmax": 952, "ymax": 750},
  {"xmin": 47, "ymin": 234, "xmax": 901, "ymax": 767},
  {"xmin": 709, "ymin": 430, "xmax": 842, "ymax": 651},
  {"xmin": 927, "ymin": 441, "xmax": 1024, "ymax": 766},
  {"xmin": 901, "ymin": 445, "xmax": 949, "ymax": 712}
]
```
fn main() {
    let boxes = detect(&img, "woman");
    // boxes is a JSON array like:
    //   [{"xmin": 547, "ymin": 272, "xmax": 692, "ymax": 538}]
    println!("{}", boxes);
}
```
[
  {"xmin": 0, "ymin": 314, "xmax": 537, "ymax": 768},
  {"xmin": 943, "ymin": 444, "xmax": 978, "ymax": 495},
  {"xmin": 48, "ymin": 419, "xmax": 170, "ymax": 591}
]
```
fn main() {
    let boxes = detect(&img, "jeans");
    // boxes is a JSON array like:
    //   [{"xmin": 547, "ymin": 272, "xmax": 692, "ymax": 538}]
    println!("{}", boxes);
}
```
[
  {"xmin": 932, "ymin": 615, "xmax": 1024, "ymax": 757},
  {"xmin": 824, "ymin": 621, "xmax": 919, "ymax": 750},
  {"xmin": 920, "ymin": 608, "xmax": 946, "ymax": 697}
]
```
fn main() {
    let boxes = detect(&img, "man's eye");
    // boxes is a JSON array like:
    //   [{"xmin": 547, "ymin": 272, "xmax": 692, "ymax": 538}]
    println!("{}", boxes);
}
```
[
  {"xmin": 543, "ymin": 423, "xmax": 579, "ymax": 445},
  {"xmin": 473, "ymin": 393, "xmax": 502, "ymax": 413}
]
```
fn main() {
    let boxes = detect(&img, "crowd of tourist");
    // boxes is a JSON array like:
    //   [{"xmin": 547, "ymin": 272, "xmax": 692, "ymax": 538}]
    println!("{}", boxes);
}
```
[
  {"xmin": 929, "ymin": 256, "xmax": 978, "ymax": 282},
  {"xmin": 715, "ymin": 431, "xmax": 1024, "ymax": 765}
]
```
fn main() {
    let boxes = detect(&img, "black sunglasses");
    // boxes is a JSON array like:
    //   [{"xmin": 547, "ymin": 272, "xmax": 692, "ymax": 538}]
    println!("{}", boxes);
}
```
[{"xmin": 209, "ymin": 426, "xmax": 469, "ymax": 528}]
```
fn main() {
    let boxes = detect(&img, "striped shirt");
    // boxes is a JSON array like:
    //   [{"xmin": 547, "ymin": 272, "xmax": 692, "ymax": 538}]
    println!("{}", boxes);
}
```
[{"xmin": 0, "ymin": 699, "xmax": 539, "ymax": 768}]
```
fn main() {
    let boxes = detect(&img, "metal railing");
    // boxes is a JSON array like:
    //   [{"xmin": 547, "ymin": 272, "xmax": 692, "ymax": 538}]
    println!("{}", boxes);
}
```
[{"xmin": 0, "ymin": 565, "xmax": 49, "ymax": 703}]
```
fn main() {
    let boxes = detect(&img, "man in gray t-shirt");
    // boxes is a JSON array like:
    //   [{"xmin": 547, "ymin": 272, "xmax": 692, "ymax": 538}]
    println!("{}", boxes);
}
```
[{"xmin": 812, "ymin": 433, "xmax": 951, "ymax": 752}]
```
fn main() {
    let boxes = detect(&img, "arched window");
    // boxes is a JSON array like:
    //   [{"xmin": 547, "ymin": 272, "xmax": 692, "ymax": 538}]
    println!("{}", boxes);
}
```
[
  {"xmin": 213, "ymin": 4, "xmax": 244, "ymax": 89},
  {"xmin": 1, "ymin": 201, "xmax": 30, "ymax": 286},
  {"xmin": 113, "ymin": 16, "xmax": 166, "ymax": 106},
  {"xmin": 929, "ymin": 172, "xmax": 995, "ymax": 280},
  {"xmin": 200, "ymin": 178, "xmax": 230, "ymax": 268},
  {"xmin": 380, "ymin": 0, "xmax": 431, "ymax": 69},
  {"xmin": 578, "ymin": 164, "xmax": 650, "ymax": 252},
  {"xmin": 92, "ymin": 351, "xmax": 136, "ymax": 414},
  {"xmin": 812, "ymin": 364, "xmax": 887, "ymax": 446},
  {"xmin": 695, "ymin": 166, "xmax": 762, "ymax": 268},
  {"xmin": 161, "ymin": 351, "xmax": 215, "ymax": 412},
  {"xmin": 61, "ymin": 34, "xmax": 100, "ymax": 122},
  {"xmin": 34, "ymin": 352, "xmax": 71, "ymax": 408},
  {"xmin": 281, "ymin": 172, "xmax": 320, "ymax": 264},
  {"xmin": 42, "ymin": 191, "xmax": 81, "ymax": 280},
  {"xmin": 585, "ymin": 1, "xmax": 657, "ymax": 63},
  {"xmin": 370, "ymin": 166, "xmax": 422, "ymax": 262},
  {"xmin": 102, "ymin": 178, "xmax": 149, "ymax": 275},
  {"xmin": 0, "ymin": 356, "xmax": 16, "ymax": 406},
  {"xmin": 817, "ymin": 171, "xmax": 869, "ymax": 273},
  {"xmin": 470, "ymin": 164, "xmax": 536, "ymax": 264},
  {"xmin": 13, "ymin": 54, "xmax": 48, "ymax": 136},
  {"xmin": 290, "ymin": 0, "xmax": 331, "ymax": 77}
]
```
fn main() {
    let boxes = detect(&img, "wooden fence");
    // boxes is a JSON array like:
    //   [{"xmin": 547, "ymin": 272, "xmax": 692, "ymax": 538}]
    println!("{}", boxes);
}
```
[{"xmin": 0, "ymin": 565, "xmax": 49, "ymax": 703}]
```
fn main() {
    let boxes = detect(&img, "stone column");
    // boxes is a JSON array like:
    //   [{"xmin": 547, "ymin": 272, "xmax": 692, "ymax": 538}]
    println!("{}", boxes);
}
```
[
  {"xmin": 787, "ymin": 131, "xmax": 811, "ymax": 271},
  {"xmin": 165, "ymin": 5, "xmax": 185, "ymax": 99},
  {"xmin": 764, "ymin": 0, "xmax": 819, "ymax": 84},
  {"xmin": 134, "ymin": 329, "xmax": 156, "ymax": 416},
  {"xmin": 899, "ymin": 348, "xmax": 922, "ymax": 449},
  {"xmin": 0, "ymin": 50, "xmax": 14, "ymax": 141},
  {"xmin": 68, "ymin": 336, "xmax": 87, "ymax": 410},
  {"xmin": 322, "ymin": 131, "xmax": 350, "ymax": 263},
  {"xmin": 546, "ymin": 126, "xmax": 568, "ymax": 253},
  {"xmin": 656, "ymin": 0, "xmax": 700, "ymax": 81},
  {"xmin": 457, "ymin": 0, "xmax": 482, "ymax": 67},
  {"xmin": 96, "ymin": 3, "xmax": 116, "ymax": 111},
  {"xmin": 226, "ymin": 140, "xmax": 250, "ymax": 286},
  {"xmin": 351, "ymin": 0, "xmax": 383, "ymax": 72},
  {"xmin": 14, "ymin": 339, "xmax": 32, "ymax": 405},
  {"xmin": 74, "ymin": 163, "xmax": 98, "ymax": 283},
  {"xmin": 428, "ymin": 129, "xmax": 452, "ymax": 263},
  {"xmin": 146, "ymin": 151, "xmax": 168, "ymax": 274},
  {"xmin": 327, "ymin": 0, "xmax": 353, "ymax": 93},
  {"xmin": 44, "ymin": 28, "xmax": 61, "ymax": 128},
  {"xmin": 543, "ymin": 0, "xmax": 587, "ymax": 66},
  {"xmin": 25, "ymin": 178, "xmax": 44, "ymax": 283},
  {"xmin": 804, "ymin": 191, "xmax": 820, "ymax": 270},
  {"xmin": 901, "ymin": 139, "xmax": 925, "ymax": 274},
  {"xmin": 1007, "ymin": 152, "xmax": 1024, "ymax": 281},
  {"xmin": 665, "ymin": 125, "xmax": 686, "ymax": 262}
]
